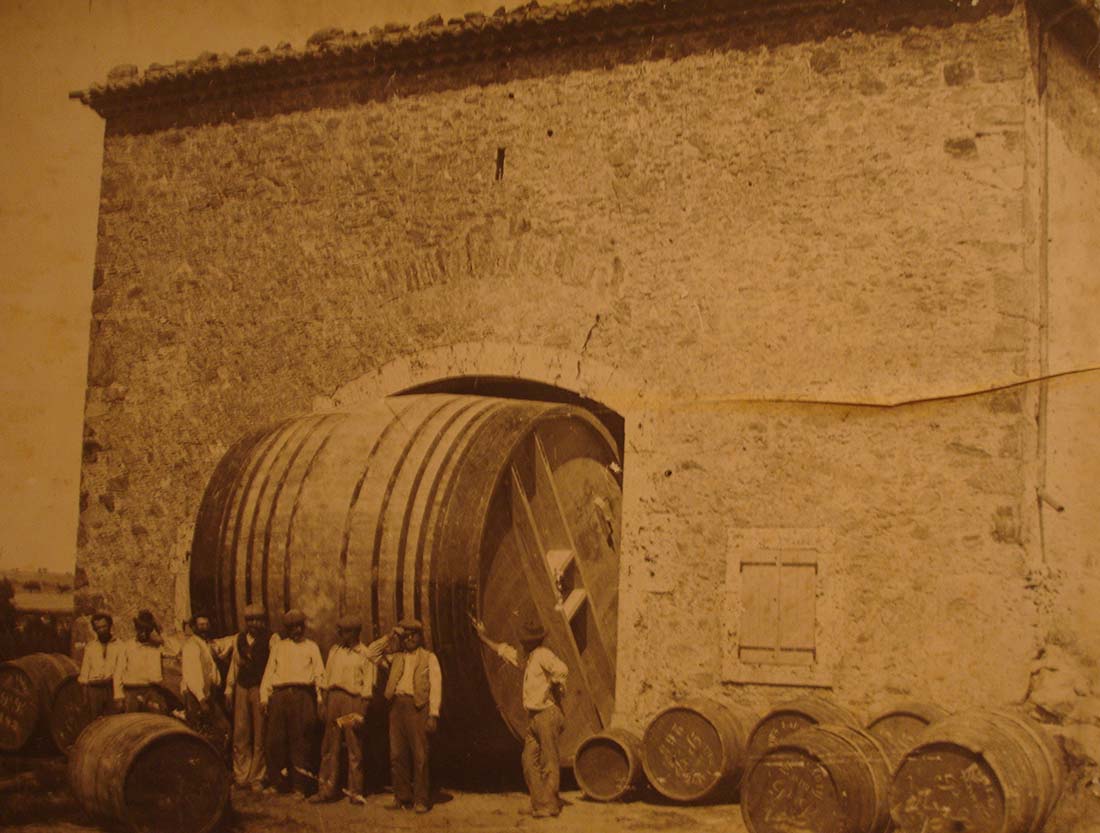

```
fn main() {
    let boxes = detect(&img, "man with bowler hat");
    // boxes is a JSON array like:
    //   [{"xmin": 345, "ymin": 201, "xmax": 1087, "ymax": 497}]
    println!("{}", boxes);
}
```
[
  {"xmin": 114, "ymin": 610, "xmax": 172, "ymax": 714},
  {"xmin": 366, "ymin": 618, "xmax": 441, "ymax": 813},
  {"xmin": 310, "ymin": 615, "xmax": 377, "ymax": 804},
  {"xmin": 473, "ymin": 616, "xmax": 568, "ymax": 818},
  {"xmin": 259, "ymin": 608, "xmax": 323, "ymax": 798}
]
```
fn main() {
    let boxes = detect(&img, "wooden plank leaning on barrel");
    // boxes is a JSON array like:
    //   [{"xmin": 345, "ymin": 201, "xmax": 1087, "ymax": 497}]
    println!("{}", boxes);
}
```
[
  {"xmin": 741, "ymin": 723, "xmax": 893, "ymax": 833},
  {"xmin": 69, "ymin": 713, "xmax": 230, "ymax": 833},
  {"xmin": 640, "ymin": 697, "xmax": 756, "ymax": 803},
  {"xmin": 574, "ymin": 727, "xmax": 647, "ymax": 801},
  {"xmin": 889, "ymin": 708, "xmax": 1065, "ymax": 833},
  {"xmin": 0, "ymin": 652, "xmax": 78, "ymax": 753}
]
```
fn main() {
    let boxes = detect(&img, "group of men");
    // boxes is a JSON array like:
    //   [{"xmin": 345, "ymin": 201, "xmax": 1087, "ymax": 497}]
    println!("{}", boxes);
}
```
[{"xmin": 76, "ymin": 603, "xmax": 569, "ymax": 817}]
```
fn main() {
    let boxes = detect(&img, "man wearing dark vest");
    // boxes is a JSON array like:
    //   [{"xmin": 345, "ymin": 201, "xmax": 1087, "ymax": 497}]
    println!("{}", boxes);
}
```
[
  {"xmin": 222, "ymin": 604, "xmax": 272, "ymax": 790},
  {"xmin": 373, "ymin": 618, "xmax": 441, "ymax": 813}
]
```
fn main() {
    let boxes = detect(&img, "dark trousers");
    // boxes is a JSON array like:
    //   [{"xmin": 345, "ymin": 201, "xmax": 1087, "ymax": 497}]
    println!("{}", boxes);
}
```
[
  {"xmin": 123, "ymin": 685, "xmax": 169, "ymax": 714},
  {"xmin": 388, "ymin": 695, "xmax": 429, "ymax": 806},
  {"xmin": 317, "ymin": 689, "xmax": 365, "ymax": 798},
  {"xmin": 184, "ymin": 691, "xmax": 231, "ymax": 759},
  {"xmin": 522, "ymin": 705, "xmax": 564, "ymax": 813},
  {"xmin": 265, "ymin": 685, "xmax": 317, "ymax": 795},
  {"xmin": 82, "ymin": 682, "xmax": 114, "ymax": 718}
]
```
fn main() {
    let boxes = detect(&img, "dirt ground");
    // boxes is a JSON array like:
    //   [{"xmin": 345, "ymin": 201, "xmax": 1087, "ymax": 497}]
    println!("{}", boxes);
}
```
[{"xmin": 1, "ymin": 754, "xmax": 749, "ymax": 833}]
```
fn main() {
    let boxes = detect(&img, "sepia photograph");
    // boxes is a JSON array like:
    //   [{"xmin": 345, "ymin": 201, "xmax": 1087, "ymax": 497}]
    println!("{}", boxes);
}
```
[{"xmin": 1, "ymin": 0, "xmax": 1099, "ymax": 831}]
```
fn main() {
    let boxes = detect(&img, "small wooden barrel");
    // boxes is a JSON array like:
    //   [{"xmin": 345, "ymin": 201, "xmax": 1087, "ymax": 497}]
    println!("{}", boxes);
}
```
[
  {"xmin": 745, "ymin": 694, "xmax": 860, "ymax": 762},
  {"xmin": 0, "ymin": 652, "xmax": 79, "ymax": 751},
  {"xmin": 742, "ymin": 723, "xmax": 892, "ymax": 833},
  {"xmin": 640, "ymin": 697, "xmax": 755, "ymax": 803},
  {"xmin": 866, "ymin": 701, "xmax": 949, "ymax": 770},
  {"xmin": 575, "ymin": 728, "xmax": 646, "ymax": 801},
  {"xmin": 69, "ymin": 713, "xmax": 230, "ymax": 833},
  {"xmin": 890, "ymin": 709, "xmax": 1065, "ymax": 833}
]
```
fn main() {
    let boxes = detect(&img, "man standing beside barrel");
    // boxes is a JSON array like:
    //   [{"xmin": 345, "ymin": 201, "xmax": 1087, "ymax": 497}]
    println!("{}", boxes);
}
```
[
  {"xmin": 259, "ymin": 609, "xmax": 324, "ymax": 799},
  {"xmin": 310, "ymin": 615, "xmax": 376, "ymax": 805},
  {"xmin": 114, "ymin": 610, "xmax": 172, "ymax": 714},
  {"xmin": 221, "ymin": 603, "xmax": 272, "ymax": 791},
  {"xmin": 363, "ymin": 619, "xmax": 441, "ymax": 814},
  {"xmin": 180, "ymin": 612, "xmax": 231, "ymax": 758},
  {"xmin": 77, "ymin": 611, "xmax": 121, "ymax": 719},
  {"xmin": 473, "ymin": 617, "xmax": 568, "ymax": 818}
]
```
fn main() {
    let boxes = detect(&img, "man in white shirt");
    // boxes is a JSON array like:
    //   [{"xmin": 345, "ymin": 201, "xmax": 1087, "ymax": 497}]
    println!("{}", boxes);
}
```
[
  {"xmin": 310, "ymin": 615, "xmax": 377, "ymax": 804},
  {"xmin": 374, "ymin": 618, "xmax": 441, "ymax": 814},
  {"xmin": 181, "ymin": 612, "xmax": 230, "ymax": 757},
  {"xmin": 259, "ymin": 608, "xmax": 324, "ymax": 798},
  {"xmin": 77, "ymin": 611, "xmax": 121, "ymax": 719},
  {"xmin": 473, "ymin": 617, "xmax": 568, "ymax": 818},
  {"xmin": 114, "ymin": 610, "xmax": 172, "ymax": 714},
  {"xmin": 221, "ymin": 603, "xmax": 273, "ymax": 790}
]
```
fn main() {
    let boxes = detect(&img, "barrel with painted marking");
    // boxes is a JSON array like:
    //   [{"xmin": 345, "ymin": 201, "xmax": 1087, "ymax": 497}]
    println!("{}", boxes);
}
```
[
  {"xmin": 745, "ymin": 694, "xmax": 860, "ymax": 762},
  {"xmin": 575, "ymin": 727, "xmax": 646, "ymax": 801},
  {"xmin": 189, "ymin": 394, "xmax": 622, "ymax": 765},
  {"xmin": 640, "ymin": 697, "xmax": 756, "ymax": 803},
  {"xmin": 866, "ymin": 700, "xmax": 949, "ymax": 770},
  {"xmin": 890, "ymin": 709, "xmax": 1065, "ymax": 833},
  {"xmin": 0, "ymin": 652, "xmax": 78, "ymax": 751},
  {"xmin": 69, "ymin": 713, "xmax": 229, "ymax": 833},
  {"xmin": 49, "ymin": 676, "xmax": 182, "ymax": 754},
  {"xmin": 741, "ymin": 723, "xmax": 892, "ymax": 833}
]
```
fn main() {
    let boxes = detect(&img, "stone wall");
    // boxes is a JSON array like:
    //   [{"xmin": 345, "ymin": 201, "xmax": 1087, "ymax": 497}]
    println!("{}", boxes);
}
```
[{"xmin": 78, "ymin": 1, "xmax": 1053, "ymax": 737}]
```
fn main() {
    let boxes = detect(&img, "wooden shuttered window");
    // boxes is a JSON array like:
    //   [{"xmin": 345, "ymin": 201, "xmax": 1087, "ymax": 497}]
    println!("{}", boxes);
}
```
[{"xmin": 725, "ymin": 528, "xmax": 832, "ymax": 687}]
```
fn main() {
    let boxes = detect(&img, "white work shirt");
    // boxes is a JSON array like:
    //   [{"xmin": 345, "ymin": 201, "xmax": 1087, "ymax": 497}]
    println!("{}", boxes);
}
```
[
  {"xmin": 78, "ymin": 638, "xmax": 122, "ymax": 685},
  {"xmin": 493, "ymin": 644, "xmax": 568, "ymax": 712},
  {"xmin": 259, "ymin": 636, "xmax": 324, "ymax": 704},
  {"xmin": 114, "ymin": 640, "xmax": 166, "ymax": 700},
  {"xmin": 322, "ymin": 644, "xmax": 377, "ymax": 699},
  {"xmin": 180, "ymin": 635, "xmax": 221, "ymax": 702}
]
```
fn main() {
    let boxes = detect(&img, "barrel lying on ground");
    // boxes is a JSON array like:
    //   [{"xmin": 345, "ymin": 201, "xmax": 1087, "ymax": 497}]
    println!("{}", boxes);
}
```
[
  {"xmin": 575, "ymin": 728, "xmax": 647, "ymax": 801},
  {"xmin": 890, "ymin": 709, "xmax": 1065, "ymax": 833},
  {"xmin": 745, "ymin": 694, "xmax": 860, "ymax": 762},
  {"xmin": 742, "ymin": 723, "xmax": 893, "ymax": 833},
  {"xmin": 640, "ymin": 697, "xmax": 755, "ymax": 802},
  {"xmin": 69, "ymin": 713, "xmax": 230, "ymax": 833},
  {"xmin": 0, "ymin": 653, "xmax": 78, "ymax": 752},
  {"xmin": 866, "ymin": 701, "xmax": 949, "ymax": 770}
]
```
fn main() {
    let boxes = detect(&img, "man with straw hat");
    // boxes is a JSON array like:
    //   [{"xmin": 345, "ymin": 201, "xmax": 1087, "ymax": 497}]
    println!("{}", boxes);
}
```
[{"xmin": 473, "ymin": 615, "xmax": 568, "ymax": 818}]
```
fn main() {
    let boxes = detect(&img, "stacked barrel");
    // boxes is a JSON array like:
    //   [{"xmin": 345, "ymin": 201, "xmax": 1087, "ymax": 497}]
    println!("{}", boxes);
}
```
[{"xmin": 574, "ymin": 693, "xmax": 1066, "ymax": 833}]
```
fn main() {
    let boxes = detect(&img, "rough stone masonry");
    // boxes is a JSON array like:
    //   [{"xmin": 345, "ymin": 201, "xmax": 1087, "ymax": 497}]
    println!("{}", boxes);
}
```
[{"xmin": 71, "ymin": 1, "xmax": 1100, "ymax": 828}]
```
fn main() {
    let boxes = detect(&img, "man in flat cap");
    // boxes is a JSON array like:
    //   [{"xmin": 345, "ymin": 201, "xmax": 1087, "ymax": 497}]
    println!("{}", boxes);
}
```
[
  {"xmin": 114, "ymin": 610, "xmax": 174, "ymax": 713},
  {"xmin": 259, "ymin": 608, "xmax": 324, "ymax": 798},
  {"xmin": 221, "ymin": 603, "xmax": 274, "ymax": 790},
  {"xmin": 181, "ymin": 611, "xmax": 231, "ymax": 757},
  {"xmin": 364, "ymin": 618, "xmax": 441, "ymax": 813},
  {"xmin": 473, "ymin": 616, "xmax": 568, "ymax": 818},
  {"xmin": 310, "ymin": 615, "xmax": 377, "ymax": 804},
  {"xmin": 77, "ymin": 611, "xmax": 121, "ymax": 719}
]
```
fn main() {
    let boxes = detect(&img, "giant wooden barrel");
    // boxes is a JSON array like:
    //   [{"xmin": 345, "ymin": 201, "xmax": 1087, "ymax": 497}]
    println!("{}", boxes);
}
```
[
  {"xmin": 742, "ymin": 723, "xmax": 892, "ymax": 833},
  {"xmin": 69, "ymin": 713, "xmax": 229, "ymax": 833},
  {"xmin": 866, "ymin": 700, "xmax": 949, "ymax": 770},
  {"xmin": 0, "ymin": 652, "xmax": 78, "ymax": 751},
  {"xmin": 640, "ymin": 697, "xmax": 755, "ymax": 802},
  {"xmin": 190, "ymin": 394, "xmax": 622, "ymax": 765},
  {"xmin": 890, "ymin": 709, "xmax": 1065, "ymax": 833},
  {"xmin": 745, "ymin": 694, "xmax": 860, "ymax": 762},
  {"xmin": 575, "ymin": 727, "xmax": 647, "ymax": 801}
]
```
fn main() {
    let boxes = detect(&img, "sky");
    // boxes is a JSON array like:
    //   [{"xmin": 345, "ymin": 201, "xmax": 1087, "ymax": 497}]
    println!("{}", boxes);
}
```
[{"xmin": 0, "ymin": 0, "xmax": 508, "ymax": 572}]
